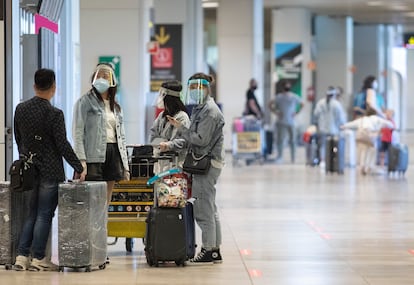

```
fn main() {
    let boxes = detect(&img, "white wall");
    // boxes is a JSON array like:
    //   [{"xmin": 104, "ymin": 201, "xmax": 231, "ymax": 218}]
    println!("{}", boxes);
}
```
[
  {"xmin": 406, "ymin": 50, "xmax": 414, "ymax": 130},
  {"xmin": 80, "ymin": 0, "xmax": 147, "ymax": 144}
]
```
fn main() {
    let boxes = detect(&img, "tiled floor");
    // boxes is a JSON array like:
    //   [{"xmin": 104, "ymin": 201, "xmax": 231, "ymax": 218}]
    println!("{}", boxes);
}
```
[{"xmin": 2, "ymin": 134, "xmax": 414, "ymax": 285}]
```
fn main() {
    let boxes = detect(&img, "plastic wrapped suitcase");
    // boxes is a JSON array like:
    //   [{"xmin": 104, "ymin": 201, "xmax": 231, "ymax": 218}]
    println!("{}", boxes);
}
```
[
  {"xmin": 0, "ymin": 182, "xmax": 31, "ymax": 270},
  {"xmin": 325, "ymin": 135, "xmax": 345, "ymax": 174},
  {"xmin": 305, "ymin": 134, "xmax": 320, "ymax": 166},
  {"xmin": 58, "ymin": 181, "xmax": 107, "ymax": 272},
  {"xmin": 342, "ymin": 129, "xmax": 356, "ymax": 167},
  {"xmin": 388, "ymin": 143, "xmax": 409, "ymax": 175}
]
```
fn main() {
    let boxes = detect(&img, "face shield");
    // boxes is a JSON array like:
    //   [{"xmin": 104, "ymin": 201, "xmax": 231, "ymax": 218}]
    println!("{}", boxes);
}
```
[
  {"xmin": 92, "ymin": 64, "xmax": 117, "ymax": 88},
  {"xmin": 155, "ymin": 87, "xmax": 182, "ymax": 109},
  {"xmin": 184, "ymin": 79, "xmax": 210, "ymax": 105}
]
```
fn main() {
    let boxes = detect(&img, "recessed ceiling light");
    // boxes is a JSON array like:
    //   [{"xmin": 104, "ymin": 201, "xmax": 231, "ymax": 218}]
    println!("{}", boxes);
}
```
[
  {"xmin": 367, "ymin": 1, "xmax": 383, "ymax": 6},
  {"xmin": 404, "ymin": 11, "xmax": 414, "ymax": 17},
  {"xmin": 203, "ymin": 2, "xmax": 218, "ymax": 8}
]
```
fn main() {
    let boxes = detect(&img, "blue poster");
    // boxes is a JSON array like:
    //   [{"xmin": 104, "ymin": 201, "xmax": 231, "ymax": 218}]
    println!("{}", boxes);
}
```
[{"xmin": 274, "ymin": 43, "xmax": 302, "ymax": 97}]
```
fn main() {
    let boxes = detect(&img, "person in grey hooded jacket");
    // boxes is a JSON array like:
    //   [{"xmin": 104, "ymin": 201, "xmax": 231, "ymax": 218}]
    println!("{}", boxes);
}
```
[{"xmin": 168, "ymin": 73, "xmax": 225, "ymax": 265}]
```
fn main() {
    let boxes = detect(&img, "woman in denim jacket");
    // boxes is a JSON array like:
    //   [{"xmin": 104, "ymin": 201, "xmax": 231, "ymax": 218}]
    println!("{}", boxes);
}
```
[
  {"xmin": 73, "ymin": 63, "xmax": 129, "ymax": 204},
  {"xmin": 168, "ymin": 73, "xmax": 225, "ymax": 265}
]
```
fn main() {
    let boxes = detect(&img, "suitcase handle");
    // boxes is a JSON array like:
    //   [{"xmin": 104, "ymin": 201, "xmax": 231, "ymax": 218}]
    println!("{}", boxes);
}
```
[{"xmin": 147, "ymin": 168, "xmax": 182, "ymax": 185}]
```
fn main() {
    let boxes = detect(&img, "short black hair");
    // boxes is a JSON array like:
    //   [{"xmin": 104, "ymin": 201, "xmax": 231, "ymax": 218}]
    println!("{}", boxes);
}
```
[{"xmin": 34, "ymin": 68, "xmax": 55, "ymax": 91}]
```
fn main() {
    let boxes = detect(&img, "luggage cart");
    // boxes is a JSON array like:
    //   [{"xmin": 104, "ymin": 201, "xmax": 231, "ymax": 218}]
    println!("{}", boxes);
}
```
[
  {"xmin": 107, "ymin": 145, "xmax": 155, "ymax": 252},
  {"xmin": 231, "ymin": 116, "xmax": 264, "ymax": 166}
]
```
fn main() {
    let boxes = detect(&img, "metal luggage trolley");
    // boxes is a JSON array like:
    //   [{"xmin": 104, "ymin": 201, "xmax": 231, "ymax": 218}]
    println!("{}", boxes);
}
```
[
  {"xmin": 107, "ymin": 145, "xmax": 155, "ymax": 252},
  {"xmin": 231, "ymin": 116, "xmax": 264, "ymax": 166}
]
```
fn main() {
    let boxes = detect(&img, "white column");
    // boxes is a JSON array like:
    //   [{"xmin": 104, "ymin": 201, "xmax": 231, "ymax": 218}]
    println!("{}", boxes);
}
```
[
  {"xmin": 315, "ymin": 16, "xmax": 353, "ymax": 117},
  {"xmin": 272, "ymin": 8, "xmax": 312, "ymax": 128},
  {"xmin": 217, "ymin": 0, "xmax": 264, "ymax": 150}
]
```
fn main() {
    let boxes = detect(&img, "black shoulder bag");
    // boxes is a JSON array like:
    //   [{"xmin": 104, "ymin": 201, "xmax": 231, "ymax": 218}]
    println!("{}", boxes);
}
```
[
  {"xmin": 182, "ymin": 136, "xmax": 221, "ymax": 175},
  {"xmin": 9, "ymin": 116, "xmax": 47, "ymax": 192}
]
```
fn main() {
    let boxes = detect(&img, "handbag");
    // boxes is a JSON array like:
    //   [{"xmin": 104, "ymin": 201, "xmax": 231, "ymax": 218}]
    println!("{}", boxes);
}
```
[
  {"xmin": 182, "ymin": 152, "xmax": 212, "ymax": 175},
  {"xmin": 355, "ymin": 117, "xmax": 376, "ymax": 147},
  {"xmin": 182, "ymin": 135, "xmax": 221, "ymax": 175},
  {"xmin": 9, "ymin": 153, "xmax": 36, "ymax": 192}
]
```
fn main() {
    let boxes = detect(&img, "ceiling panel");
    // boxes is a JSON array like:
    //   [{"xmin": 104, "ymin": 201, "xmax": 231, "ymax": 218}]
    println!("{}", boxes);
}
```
[{"xmin": 263, "ymin": 0, "xmax": 414, "ymax": 24}]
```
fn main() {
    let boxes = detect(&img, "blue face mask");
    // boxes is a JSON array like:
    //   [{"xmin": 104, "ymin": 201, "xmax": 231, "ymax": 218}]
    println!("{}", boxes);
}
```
[
  {"xmin": 93, "ymin": 78, "xmax": 110, "ymax": 94},
  {"xmin": 189, "ymin": 89, "xmax": 204, "ymax": 104}
]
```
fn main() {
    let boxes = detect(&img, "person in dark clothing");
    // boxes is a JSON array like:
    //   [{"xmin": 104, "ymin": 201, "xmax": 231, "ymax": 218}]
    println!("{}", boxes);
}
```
[
  {"xmin": 244, "ymin": 78, "xmax": 263, "ymax": 119},
  {"xmin": 13, "ymin": 68, "xmax": 84, "ymax": 272}
]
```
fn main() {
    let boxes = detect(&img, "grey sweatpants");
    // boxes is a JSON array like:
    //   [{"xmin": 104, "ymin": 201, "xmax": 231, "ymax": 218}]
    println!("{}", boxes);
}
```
[{"xmin": 192, "ymin": 166, "xmax": 222, "ymax": 250}]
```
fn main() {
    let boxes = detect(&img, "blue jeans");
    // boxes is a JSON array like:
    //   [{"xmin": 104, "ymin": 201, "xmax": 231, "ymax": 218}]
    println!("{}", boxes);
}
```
[{"xmin": 17, "ymin": 178, "xmax": 59, "ymax": 259}]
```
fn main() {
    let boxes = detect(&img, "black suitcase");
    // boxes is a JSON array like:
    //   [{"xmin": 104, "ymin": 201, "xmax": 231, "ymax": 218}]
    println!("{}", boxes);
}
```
[
  {"xmin": 388, "ymin": 143, "xmax": 409, "ymax": 175},
  {"xmin": 325, "ymin": 135, "xmax": 345, "ymax": 174},
  {"xmin": 145, "ymin": 203, "xmax": 195, "ymax": 266},
  {"xmin": 264, "ymin": 130, "xmax": 273, "ymax": 159},
  {"xmin": 305, "ymin": 134, "xmax": 320, "ymax": 166},
  {"xmin": 0, "ymin": 182, "xmax": 31, "ymax": 270}
]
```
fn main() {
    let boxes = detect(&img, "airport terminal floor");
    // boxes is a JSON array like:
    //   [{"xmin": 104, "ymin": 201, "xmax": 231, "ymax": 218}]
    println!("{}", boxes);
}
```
[{"xmin": 2, "ymin": 133, "xmax": 414, "ymax": 285}]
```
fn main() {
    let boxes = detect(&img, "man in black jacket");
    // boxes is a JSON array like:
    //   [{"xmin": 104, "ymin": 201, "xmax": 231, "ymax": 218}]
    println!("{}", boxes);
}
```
[{"xmin": 13, "ymin": 68, "xmax": 84, "ymax": 271}]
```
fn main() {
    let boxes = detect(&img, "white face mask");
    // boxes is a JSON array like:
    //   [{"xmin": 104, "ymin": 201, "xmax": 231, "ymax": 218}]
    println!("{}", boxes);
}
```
[{"xmin": 372, "ymin": 81, "xmax": 378, "ymax": 90}]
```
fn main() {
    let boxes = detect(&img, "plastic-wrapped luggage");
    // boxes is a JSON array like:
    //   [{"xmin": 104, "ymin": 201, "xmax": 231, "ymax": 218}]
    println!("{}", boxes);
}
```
[
  {"xmin": 325, "ymin": 135, "xmax": 345, "ymax": 174},
  {"xmin": 58, "ymin": 181, "xmax": 107, "ymax": 272},
  {"xmin": 305, "ymin": 134, "xmax": 320, "ymax": 166},
  {"xmin": 342, "ymin": 129, "xmax": 356, "ymax": 167},
  {"xmin": 388, "ymin": 143, "xmax": 409, "ymax": 175},
  {"xmin": 0, "ymin": 182, "xmax": 30, "ymax": 269}
]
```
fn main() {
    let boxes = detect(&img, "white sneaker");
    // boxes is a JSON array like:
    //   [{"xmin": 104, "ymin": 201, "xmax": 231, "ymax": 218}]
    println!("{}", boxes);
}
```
[
  {"xmin": 29, "ymin": 257, "xmax": 59, "ymax": 271},
  {"xmin": 14, "ymin": 255, "xmax": 30, "ymax": 271}
]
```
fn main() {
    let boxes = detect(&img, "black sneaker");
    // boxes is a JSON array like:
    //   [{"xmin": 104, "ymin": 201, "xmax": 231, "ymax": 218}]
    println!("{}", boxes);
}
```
[
  {"xmin": 188, "ymin": 248, "xmax": 213, "ymax": 265},
  {"xmin": 212, "ymin": 248, "xmax": 223, "ymax": 264}
]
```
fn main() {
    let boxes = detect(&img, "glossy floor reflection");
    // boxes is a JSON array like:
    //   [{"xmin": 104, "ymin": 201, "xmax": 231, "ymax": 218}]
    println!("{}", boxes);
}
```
[{"xmin": 2, "ymin": 134, "xmax": 414, "ymax": 285}]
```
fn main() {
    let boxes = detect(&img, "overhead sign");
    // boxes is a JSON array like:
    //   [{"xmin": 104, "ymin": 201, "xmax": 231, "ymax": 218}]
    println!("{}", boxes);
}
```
[{"xmin": 150, "ymin": 24, "xmax": 182, "ymax": 92}]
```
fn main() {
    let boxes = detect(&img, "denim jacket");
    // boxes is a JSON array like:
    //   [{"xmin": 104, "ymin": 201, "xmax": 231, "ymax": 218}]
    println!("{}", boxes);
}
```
[
  {"xmin": 179, "ymin": 97, "xmax": 225, "ymax": 169},
  {"xmin": 72, "ymin": 90, "xmax": 129, "ymax": 171}
]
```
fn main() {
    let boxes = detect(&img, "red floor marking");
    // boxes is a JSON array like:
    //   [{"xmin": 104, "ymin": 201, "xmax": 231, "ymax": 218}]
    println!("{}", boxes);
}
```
[
  {"xmin": 248, "ymin": 269, "xmax": 263, "ymax": 277},
  {"xmin": 408, "ymin": 249, "xmax": 414, "ymax": 255},
  {"xmin": 240, "ymin": 249, "xmax": 252, "ymax": 255}
]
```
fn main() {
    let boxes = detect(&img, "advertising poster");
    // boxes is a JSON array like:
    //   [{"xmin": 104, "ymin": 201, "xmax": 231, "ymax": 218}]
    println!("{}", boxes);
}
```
[
  {"xmin": 274, "ymin": 43, "xmax": 302, "ymax": 97},
  {"xmin": 150, "ymin": 24, "xmax": 182, "ymax": 91}
]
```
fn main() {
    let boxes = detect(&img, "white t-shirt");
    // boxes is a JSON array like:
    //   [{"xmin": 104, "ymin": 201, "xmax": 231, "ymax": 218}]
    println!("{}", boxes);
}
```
[{"xmin": 104, "ymin": 99, "xmax": 117, "ymax": 143}]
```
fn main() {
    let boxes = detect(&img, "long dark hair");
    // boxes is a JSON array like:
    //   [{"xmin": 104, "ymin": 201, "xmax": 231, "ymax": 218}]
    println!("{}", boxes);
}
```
[
  {"xmin": 161, "ymin": 80, "xmax": 187, "ymax": 117},
  {"xmin": 90, "ymin": 63, "xmax": 121, "ymax": 112},
  {"xmin": 362, "ymin": 75, "xmax": 376, "ymax": 91}
]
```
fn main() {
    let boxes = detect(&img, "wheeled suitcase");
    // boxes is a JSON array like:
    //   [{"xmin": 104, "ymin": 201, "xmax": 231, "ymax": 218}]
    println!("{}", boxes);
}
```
[
  {"xmin": 0, "ymin": 182, "xmax": 31, "ymax": 269},
  {"xmin": 58, "ymin": 181, "xmax": 107, "ymax": 272},
  {"xmin": 325, "ymin": 135, "xmax": 345, "ymax": 174},
  {"xmin": 342, "ymin": 129, "xmax": 356, "ymax": 167},
  {"xmin": 305, "ymin": 134, "xmax": 319, "ymax": 166},
  {"xmin": 388, "ymin": 143, "xmax": 409, "ymax": 175},
  {"xmin": 145, "ymin": 168, "xmax": 195, "ymax": 266},
  {"xmin": 145, "ymin": 203, "xmax": 195, "ymax": 266}
]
